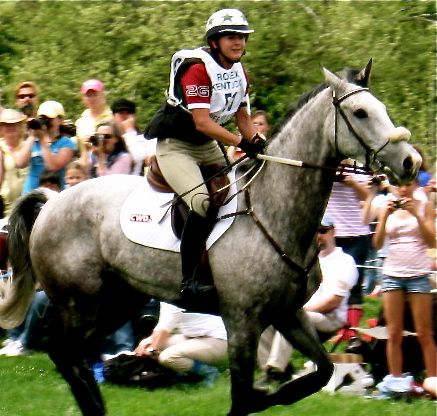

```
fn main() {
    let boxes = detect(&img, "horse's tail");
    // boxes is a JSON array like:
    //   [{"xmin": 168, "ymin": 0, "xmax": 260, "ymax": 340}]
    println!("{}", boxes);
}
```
[{"xmin": 0, "ymin": 189, "xmax": 50, "ymax": 329}]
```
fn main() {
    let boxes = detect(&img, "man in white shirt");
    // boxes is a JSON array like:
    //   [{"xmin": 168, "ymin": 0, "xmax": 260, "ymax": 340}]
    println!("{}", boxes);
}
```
[
  {"xmin": 257, "ymin": 215, "xmax": 358, "ymax": 388},
  {"xmin": 134, "ymin": 302, "xmax": 227, "ymax": 386}
]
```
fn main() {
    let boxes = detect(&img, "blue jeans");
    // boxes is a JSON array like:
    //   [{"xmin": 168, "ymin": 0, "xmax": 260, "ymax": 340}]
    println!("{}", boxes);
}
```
[
  {"xmin": 382, "ymin": 274, "xmax": 433, "ymax": 294},
  {"xmin": 18, "ymin": 290, "xmax": 52, "ymax": 348},
  {"xmin": 104, "ymin": 321, "xmax": 135, "ymax": 354}
]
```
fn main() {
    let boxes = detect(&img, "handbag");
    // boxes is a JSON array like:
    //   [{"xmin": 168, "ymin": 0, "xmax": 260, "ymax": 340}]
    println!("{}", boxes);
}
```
[{"xmin": 103, "ymin": 353, "xmax": 178, "ymax": 388}]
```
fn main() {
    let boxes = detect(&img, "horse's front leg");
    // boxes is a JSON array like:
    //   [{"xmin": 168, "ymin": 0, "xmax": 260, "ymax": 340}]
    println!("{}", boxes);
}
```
[
  {"xmin": 270, "ymin": 310, "xmax": 333, "ymax": 406},
  {"xmin": 226, "ymin": 323, "xmax": 269, "ymax": 416}
]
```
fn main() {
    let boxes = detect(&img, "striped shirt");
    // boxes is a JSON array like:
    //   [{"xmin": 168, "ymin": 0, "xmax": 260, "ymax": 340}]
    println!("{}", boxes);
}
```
[{"xmin": 325, "ymin": 173, "xmax": 371, "ymax": 237}]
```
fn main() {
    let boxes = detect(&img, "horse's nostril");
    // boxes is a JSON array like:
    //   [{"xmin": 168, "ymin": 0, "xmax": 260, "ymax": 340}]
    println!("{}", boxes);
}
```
[{"xmin": 403, "ymin": 156, "xmax": 413, "ymax": 171}]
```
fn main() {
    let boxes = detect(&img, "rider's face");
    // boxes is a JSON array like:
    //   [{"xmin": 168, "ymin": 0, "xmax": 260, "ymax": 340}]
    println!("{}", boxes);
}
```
[{"xmin": 214, "ymin": 34, "xmax": 247, "ymax": 66}]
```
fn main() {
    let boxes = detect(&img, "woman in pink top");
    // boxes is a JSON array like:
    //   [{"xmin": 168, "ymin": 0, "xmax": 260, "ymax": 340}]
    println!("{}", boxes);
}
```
[
  {"xmin": 373, "ymin": 179, "xmax": 436, "ymax": 394},
  {"xmin": 89, "ymin": 121, "xmax": 132, "ymax": 177}
]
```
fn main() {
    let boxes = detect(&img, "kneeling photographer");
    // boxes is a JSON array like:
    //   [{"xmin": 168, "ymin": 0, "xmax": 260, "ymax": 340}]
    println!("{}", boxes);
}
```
[{"xmin": 21, "ymin": 101, "xmax": 77, "ymax": 194}]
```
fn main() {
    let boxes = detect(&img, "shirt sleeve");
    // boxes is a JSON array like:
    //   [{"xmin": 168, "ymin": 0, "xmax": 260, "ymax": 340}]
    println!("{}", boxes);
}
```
[
  {"xmin": 179, "ymin": 63, "xmax": 212, "ymax": 110},
  {"xmin": 155, "ymin": 302, "xmax": 183, "ymax": 332}
]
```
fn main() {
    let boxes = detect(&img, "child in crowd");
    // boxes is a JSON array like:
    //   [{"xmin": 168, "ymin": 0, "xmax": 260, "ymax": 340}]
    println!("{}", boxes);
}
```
[{"xmin": 64, "ymin": 161, "xmax": 88, "ymax": 188}]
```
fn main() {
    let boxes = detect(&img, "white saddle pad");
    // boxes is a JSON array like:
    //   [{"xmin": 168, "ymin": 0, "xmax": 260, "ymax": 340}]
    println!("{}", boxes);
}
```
[{"xmin": 120, "ymin": 171, "xmax": 238, "ymax": 252}]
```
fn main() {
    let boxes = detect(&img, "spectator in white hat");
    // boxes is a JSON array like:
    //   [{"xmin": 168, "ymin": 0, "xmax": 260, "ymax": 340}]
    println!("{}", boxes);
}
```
[
  {"xmin": 21, "ymin": 101, "xmax": 76, "ymax": 194},
  {"xmin": 0, "ymin": 109, "xmax": 29, "ymax": 217}
]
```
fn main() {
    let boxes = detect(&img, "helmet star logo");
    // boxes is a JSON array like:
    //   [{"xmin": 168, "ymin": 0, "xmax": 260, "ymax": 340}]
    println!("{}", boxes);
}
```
[{"xmin": 222, "ymin": 13, "xmax": 233, "ymax": 22}]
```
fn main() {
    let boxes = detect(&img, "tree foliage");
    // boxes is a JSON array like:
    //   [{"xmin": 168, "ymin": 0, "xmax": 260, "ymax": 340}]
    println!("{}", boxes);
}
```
[{"xmin": 0, "ymin": 0, "xmax": 434, "ymax": 161}]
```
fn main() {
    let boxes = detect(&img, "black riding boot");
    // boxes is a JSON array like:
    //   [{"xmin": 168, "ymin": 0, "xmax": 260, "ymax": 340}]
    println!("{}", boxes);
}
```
[{"xmin": 179, "ymin": 211, "xmax": 219, "ymax": 314}]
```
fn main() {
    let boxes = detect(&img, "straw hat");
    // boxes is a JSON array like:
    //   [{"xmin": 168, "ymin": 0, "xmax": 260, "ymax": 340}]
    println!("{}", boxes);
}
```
[{"xmin": 0, "ymin": 108, "xmax": 27, "ymax": 124}]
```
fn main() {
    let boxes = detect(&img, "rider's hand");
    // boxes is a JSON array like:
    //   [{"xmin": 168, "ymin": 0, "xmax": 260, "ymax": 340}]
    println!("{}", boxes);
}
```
[{"xmin": 238, "ymin": 133, "xmax": 266, "ymax": 159}]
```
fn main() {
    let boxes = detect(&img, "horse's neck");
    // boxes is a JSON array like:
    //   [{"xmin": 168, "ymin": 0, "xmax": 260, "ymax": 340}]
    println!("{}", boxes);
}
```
[{"xmin": 249, "ymin": 90, "xmax": 338, "ymax": 257}]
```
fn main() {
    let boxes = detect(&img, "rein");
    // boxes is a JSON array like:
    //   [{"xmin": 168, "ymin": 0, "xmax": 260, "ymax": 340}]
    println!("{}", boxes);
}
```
[{"xmin": 220, "ymin": 188, "xmax": 319, "ymax": 280}]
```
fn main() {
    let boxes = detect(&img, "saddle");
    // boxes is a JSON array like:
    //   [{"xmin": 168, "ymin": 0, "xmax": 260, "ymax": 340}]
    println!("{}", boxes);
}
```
[{"xmin": 147, "ymin": 155, "xmax": 230, "ymax": 238}]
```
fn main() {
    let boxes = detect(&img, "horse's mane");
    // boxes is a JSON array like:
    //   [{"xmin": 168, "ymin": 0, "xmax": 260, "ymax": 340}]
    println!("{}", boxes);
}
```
[{"xmin": 270, "ymin": 67, "xmax": 368, "ymax": 138}]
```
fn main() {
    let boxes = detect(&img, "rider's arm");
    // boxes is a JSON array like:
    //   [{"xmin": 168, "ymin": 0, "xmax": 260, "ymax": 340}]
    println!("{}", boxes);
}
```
[{"xmin": 235, "ymin": 105, "xmax": 257, "ymax": 141}]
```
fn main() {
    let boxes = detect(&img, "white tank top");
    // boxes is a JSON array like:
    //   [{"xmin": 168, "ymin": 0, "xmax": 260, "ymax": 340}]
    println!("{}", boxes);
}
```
[{"xmin": 383, "ymin": 200, "xmax": 432, "ymax": 277}]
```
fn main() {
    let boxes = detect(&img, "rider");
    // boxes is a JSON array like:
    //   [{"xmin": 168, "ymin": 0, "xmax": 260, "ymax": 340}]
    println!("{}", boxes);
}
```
[{"xmin": 145, "ymin": 9, "xmax": 266, "ymax": 308}]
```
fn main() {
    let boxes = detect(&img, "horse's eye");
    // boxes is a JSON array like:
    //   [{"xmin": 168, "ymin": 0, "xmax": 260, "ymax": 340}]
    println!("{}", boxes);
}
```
[{"xmin": 353, "ymin": 109, "xmax": 368, "ymax": 119}]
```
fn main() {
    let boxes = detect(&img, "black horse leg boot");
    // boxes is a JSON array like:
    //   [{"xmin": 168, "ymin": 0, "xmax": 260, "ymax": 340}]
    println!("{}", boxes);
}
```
[{"xmin": 179, "ymin": 210, "xmax": 218, "ymax": 312}]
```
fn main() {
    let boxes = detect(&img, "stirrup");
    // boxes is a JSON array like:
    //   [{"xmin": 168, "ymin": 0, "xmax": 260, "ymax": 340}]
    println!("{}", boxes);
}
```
[{"xmin": 181, "ymin": 279, "xmax": 215, "ymax": 295}]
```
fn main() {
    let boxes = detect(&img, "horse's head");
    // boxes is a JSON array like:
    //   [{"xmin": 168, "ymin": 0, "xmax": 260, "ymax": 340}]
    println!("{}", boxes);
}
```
[{"xmin": 323, "ymin": 63, "xmax": 421, "ymax": 184}]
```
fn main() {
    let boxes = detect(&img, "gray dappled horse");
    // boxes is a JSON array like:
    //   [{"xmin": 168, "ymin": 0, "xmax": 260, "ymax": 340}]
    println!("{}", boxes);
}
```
[{"xmin": 0, "ymin": 63, "xmax": 420, "ymax": 416}]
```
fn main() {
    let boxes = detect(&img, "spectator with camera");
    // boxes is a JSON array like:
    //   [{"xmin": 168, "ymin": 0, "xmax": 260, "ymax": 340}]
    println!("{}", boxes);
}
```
[
  {"xmin": 14, "ymin": 81, "xmax": 40, "ymax": 119},
  {"xmin": 89, "ymin": 121, "xmax": 132, "ymax": 177},
  {"xmin": 111, "ymin": 98, "xmax": 156, "ymax": 175},
  {"xmin": 21, "ymin": 101, "xmax": 76, "ymax": 194},
  {"xmin": 373, "ymin": 177, "xmax": 436, "ymax": 395}
]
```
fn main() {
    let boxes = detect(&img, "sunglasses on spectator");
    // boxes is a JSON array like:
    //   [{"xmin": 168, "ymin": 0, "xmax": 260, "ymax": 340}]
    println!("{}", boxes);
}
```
[
  {"xmin": 317, "ymin": 226, "xmax": 333, "ymax": 234},
  {"xmin": 93, "ymin": 133, "xmax": 112, "ymax": 140},
  {"xmin": 17, "ymin": 93, "xmax": 36, "ymax": 99}
]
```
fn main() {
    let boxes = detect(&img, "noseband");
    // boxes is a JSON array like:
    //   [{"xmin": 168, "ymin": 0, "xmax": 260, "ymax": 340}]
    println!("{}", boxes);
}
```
[{"xmin": 332, "ymin": 88, "xmax": 390, "ymax": 170}]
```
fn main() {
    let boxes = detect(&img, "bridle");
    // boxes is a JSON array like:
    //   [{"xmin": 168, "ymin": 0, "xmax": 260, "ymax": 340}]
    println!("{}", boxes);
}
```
[{"xmin": 332, "ymin": 87, "xmax": 390, "ymax": 171}]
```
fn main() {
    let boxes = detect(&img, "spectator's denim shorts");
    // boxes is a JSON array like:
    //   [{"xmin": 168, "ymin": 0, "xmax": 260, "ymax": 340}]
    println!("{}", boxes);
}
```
[{"xmin": 382, "ymin": 274, "xmax": 433, "ymax": 294}]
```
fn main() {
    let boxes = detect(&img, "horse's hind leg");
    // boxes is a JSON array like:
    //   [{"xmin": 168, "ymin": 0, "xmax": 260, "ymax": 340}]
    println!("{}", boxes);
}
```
[{"xmin": 47, "ymin": 314, "xmax": 105, "ymax": 416}]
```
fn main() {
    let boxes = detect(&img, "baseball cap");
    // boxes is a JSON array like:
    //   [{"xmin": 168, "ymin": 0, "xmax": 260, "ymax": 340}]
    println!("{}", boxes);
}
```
[
  {"xmin": 320, "ymin": 214, "xmax": 335, "ymax": 228},
  {"xmin": 0, "ymin": 108, "xmax": 26, "ymax": 124},
  {"xmin": 111, "ymin": 98, "xmax": 136, "ymax": 114},
  {"xmin": 37, "ymin": 101, "xmax": 65, "ymax": 118},
  {"xmin": 81, "ymin": 79, "xmax": 104, "ymax": 94}
]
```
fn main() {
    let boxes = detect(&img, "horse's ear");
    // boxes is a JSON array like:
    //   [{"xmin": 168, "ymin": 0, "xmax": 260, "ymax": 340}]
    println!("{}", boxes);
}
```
[
  {"xmin": 322, "ymin": 67, "xmax": 342, "ymax": 90},
  {"xmin": 356, "ymin": 58, "xmax": 372, "ymax": 87}
]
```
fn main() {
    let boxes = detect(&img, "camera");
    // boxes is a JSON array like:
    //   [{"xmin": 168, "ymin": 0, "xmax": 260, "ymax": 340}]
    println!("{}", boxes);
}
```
[
  {"xmin": 27, "ymin": 116, "xmax": 51, "ymax": 130},
  {"xmin": 393, "ymin": 199, "xmax": 405, "ymax": 209},
  {"xmin": 88, "ymin": 135, "xmax": 99, "ymax": 146},
  {"xmin": 369, "ymin": 174, "xmax": 387, "ymax": 186},
  {"xmin": 59, "ymin": 120, "xmax": 76, "ymax": 137},
  {"xmin": 88, "ymin": 133, "xmax": 108, "ymax": 146}
]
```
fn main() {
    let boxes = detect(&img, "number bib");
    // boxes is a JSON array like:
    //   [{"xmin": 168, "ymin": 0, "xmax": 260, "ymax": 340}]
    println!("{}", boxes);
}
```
[{"xmin": 167, "ymin": 48, "xmax": 249, "ymax": 125}]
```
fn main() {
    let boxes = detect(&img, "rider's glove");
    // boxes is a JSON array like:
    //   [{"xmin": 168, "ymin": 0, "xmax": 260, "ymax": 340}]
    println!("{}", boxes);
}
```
[{"xmin": 238, "ymin": 133, "xmax": 266, "ymax": 159}]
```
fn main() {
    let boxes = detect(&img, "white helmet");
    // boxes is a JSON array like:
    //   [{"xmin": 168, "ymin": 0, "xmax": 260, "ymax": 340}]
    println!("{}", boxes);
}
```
[{"xmin": 205, "ymin": 9, "xmax": 254, "ymax": 40}]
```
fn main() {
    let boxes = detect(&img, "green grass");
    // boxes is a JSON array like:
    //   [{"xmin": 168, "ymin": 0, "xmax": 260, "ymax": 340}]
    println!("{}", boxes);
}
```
[
  {"xmin": 0, "ymin": 353, "xmax": 435, "ymax": 416},
  {"xmin": 0, "ymin": 298, "xmax": 435, "ymax": 415}
]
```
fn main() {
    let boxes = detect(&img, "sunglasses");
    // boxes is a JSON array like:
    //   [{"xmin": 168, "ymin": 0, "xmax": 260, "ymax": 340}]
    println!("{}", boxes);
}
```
[
  {"xmin": 17, "ymin": 93, "xmax": 36, "ymax": 99},
  {"xmin": 317, "ymin": 227, "xmax": 333, "ymax": 234},
  {"xmin": 93, "ymin": 133, "xmax": 112, "ymax": 140}
]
